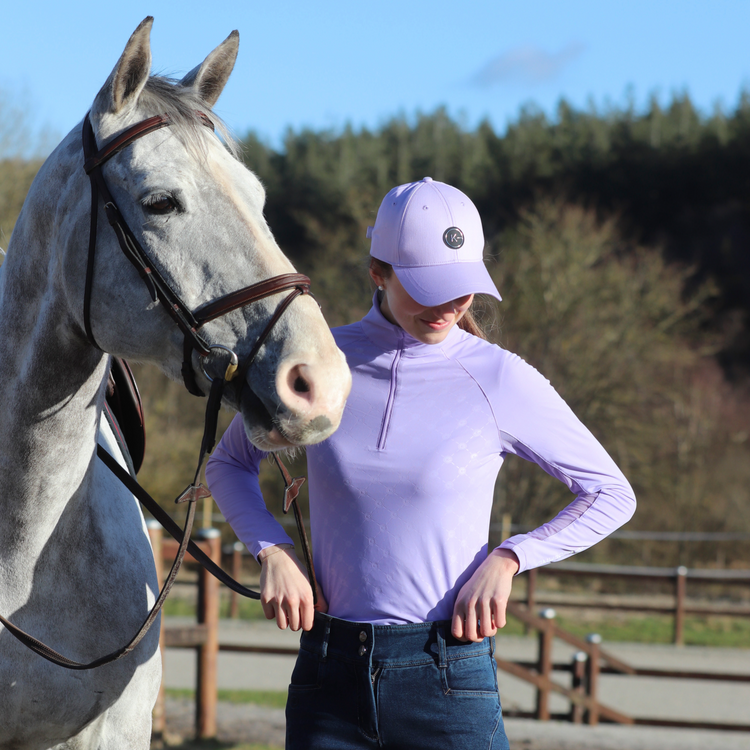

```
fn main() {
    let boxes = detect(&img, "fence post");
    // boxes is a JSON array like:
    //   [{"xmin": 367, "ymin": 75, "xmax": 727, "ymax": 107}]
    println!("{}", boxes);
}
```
[
  {"xmin": 230, "ymin": 542, "xmax": 244, "ymax": 620},
  {"xmin": 501, "ymin": 513, "xmax": 512, "ymax": 542},
  {"xmin": 569, "ymin": 651, "xmax": 588, "ymax": 724},
  {"xmin": 535, "ymin": 608, "xmax": 556, "ymax": 721},
  {"xmin": 525, "ymin": 568, "xmax": 538, "ymax": 635},
  {"xmin": 146, "ymin": 520, "xmax": 165, "ymax": 740},
  {"xmin": 674, "ymin": 565, "xmax": 688, "ymax": 646},
  {"xmin": 585, "ymin": 633, "xmax": 602, "ymax": 726},
  {"xmin": 195, "ymin": 528, "xmax": 221, "ymax": 740}
]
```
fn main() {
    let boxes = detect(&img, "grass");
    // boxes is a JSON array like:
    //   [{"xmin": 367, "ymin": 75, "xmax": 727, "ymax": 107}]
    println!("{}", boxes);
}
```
[
  {"xmin": 515, "ymin": 611, "xmax": 750, "ymax": 648},
  {"xmin": 165, "ymin": 688, "xmax": 287, "ymax": 710},
  {"xmin": 436, "ymin": 608, "xmax": 750, "ymax": 647},
  {"xmin": 163, "ymin": 596, "xmax": 267, "ymax": 621}
]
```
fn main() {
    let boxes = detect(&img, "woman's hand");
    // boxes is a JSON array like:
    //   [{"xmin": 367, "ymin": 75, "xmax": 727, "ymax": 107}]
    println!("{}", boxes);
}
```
[
  {"xmin": 258, "ymin": 545, "xmax": 328, "ymax": 632},
  {"xmin": 451, "ymin": 548, "xmax": 520, "ymax": 642}
]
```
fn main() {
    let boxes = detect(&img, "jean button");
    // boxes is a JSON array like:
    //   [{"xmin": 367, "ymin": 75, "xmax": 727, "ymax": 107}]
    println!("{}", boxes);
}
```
[
  {"xmin": 358, "ymin": 645, "xmax": 367, "ymax": 656},
  {"xmin": 359, "ymin": 631, "xmax": 367, "ymax": 643}
]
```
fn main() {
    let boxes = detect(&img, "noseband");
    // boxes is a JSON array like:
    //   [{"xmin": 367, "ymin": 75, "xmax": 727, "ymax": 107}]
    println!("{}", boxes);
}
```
[{"xmin": 81, "ymin": 111, "xmax": 311, "ymax": 397}]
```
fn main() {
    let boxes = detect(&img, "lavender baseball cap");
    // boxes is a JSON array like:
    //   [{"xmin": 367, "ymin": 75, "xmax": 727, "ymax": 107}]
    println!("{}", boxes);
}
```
[{"xmin": 366, "ymin": 177, "xmax": 501, "ymax": 307}]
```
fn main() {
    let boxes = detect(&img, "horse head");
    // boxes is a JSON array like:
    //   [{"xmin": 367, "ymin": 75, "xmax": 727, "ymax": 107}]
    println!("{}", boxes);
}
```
[{"xmin": 76, "ymin": 18, "xmax": 351, "ymax": 449}]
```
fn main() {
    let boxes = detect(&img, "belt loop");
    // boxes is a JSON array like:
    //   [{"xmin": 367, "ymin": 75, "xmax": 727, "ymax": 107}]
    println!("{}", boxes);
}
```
[
  {"xmin": 321, "ymin": 617, "xmax": 331, "ymax": 659},
  {"xmin": 436, "ymin": 625, "xmax": 447, "ymax": 669}
]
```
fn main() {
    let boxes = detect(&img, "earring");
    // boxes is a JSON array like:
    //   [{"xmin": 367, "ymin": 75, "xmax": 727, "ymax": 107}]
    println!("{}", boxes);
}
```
[{"xmin": 378, "ymin": 286, "xmax": 384, "ymax": 291}]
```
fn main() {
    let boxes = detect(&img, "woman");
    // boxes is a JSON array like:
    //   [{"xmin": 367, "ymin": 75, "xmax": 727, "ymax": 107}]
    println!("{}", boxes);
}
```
[{"xmin": 206, "ymin": 177, "xmax": 636, "ymax": 749}]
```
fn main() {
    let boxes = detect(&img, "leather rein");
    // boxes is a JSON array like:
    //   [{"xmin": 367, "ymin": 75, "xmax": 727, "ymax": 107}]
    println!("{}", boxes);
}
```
[{"xmin": 0, "ymin": 111, "xmax": 318, "ymax": 670}]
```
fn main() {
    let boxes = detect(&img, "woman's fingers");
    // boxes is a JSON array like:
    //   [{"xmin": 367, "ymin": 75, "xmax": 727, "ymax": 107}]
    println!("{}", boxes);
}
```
[
  {"xmin": 479, "ymin": 600, "xmax": 496, "ymax": 638},
  {"xmin": 260, "ymin": 546, "xmax": 319, "ymax": 632},
  {"xmin": 451, "ymin": 548, "xmax": 520, "ymax": 642},
  {"xmin": 261, "ymin": 600, "xmax": 276, "ymax": 622},
  {"xmin": 465, "ymin": 604, "xmax": 481, "ymax": 642},
  {"xmin": 452, "ymin": 601, "xmax": 501, "ymax": 641},
  {"xmin": 275, "ymin": 603, "xmax": 289, "ymax": 630},
  {"xmin": 451, "ymin": 609, "xmax": 467, "ymax": 641},
  {"xmin": 286, "ymin": 600, "xmax": 302, "ymax": 631}
]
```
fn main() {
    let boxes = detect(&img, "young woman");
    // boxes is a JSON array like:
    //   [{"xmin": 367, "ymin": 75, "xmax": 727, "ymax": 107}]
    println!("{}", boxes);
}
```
[{"xmin": 206, "ymin": 177, "xmax": 636, "ymax": 750}]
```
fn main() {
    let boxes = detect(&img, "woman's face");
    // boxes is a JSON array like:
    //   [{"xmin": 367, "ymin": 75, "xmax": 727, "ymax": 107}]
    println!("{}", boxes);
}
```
[{"xmin": 369, "ymin": 267, "xmax": 473, "ymax": 345}]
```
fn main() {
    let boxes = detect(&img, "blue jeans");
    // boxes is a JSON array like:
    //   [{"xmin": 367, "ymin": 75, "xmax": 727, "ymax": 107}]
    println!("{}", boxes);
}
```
[{"xmin": 286, "ymin": 613, "xmax": 510, "ymax": 749}]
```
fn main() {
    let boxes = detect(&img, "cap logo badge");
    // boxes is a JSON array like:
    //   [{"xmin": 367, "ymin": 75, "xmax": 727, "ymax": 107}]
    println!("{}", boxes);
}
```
[{"xmin": 443, "ymin": 227, "xmax": 464, "ymax": 249}]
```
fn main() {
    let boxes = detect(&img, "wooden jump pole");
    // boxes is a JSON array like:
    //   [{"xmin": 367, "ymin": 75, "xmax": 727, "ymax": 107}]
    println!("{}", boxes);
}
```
[{"xmin": 195, "ymin": 528, "xmax": 221, "ymax": 740}]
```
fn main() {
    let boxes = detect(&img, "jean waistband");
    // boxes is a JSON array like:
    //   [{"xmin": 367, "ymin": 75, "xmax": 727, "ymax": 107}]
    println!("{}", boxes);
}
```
[{"xmin": 300, "ymin": 612, "xmax": 494, "ymax": 667}]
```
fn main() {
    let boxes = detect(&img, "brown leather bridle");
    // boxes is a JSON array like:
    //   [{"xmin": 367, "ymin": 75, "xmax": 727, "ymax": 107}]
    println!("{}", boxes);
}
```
[
  {"xmin": 0, "ymin": 111, "xmax": 319, "ymax": 670},
  {"xmin": 81, "ymin": 110, "xmax": 311, "ymax": 397}
]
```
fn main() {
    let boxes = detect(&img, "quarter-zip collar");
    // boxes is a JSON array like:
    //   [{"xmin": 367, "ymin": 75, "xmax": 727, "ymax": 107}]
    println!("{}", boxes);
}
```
[{"xmin": 360, "ymin": 292, "xmax": 463, "ymax": 357}]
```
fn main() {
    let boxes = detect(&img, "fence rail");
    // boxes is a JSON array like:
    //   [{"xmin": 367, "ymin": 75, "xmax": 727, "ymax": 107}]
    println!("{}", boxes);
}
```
[
  {"xmin": 500, "ymin": 601, "xmax": 750, "ymax": 732},
  {"xmin": 524, "ymin": 561, "xmax": 750, "ymax": 645}
]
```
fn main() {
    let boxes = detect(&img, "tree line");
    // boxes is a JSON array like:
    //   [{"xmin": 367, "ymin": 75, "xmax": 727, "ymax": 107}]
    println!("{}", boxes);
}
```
[{"xmin": 243, "ymin": 93, "xmax": 750, "ymax": 373}]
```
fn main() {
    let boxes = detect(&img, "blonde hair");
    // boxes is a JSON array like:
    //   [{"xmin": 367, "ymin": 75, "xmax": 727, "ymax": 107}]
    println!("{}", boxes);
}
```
[{"xmin": 369, "ymin": 258, "xmax": 488, "ymax": 340}]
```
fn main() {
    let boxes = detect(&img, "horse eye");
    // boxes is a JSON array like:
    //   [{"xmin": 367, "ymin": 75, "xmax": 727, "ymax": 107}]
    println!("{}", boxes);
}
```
[{"xmin": 143, "ymin": 194, "xmax": 177, "ymax": 215}]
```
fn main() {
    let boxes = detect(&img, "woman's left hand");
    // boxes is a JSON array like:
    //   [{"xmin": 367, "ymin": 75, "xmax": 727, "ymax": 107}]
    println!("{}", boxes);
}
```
[{"xmin": 451, "ymin": 548, "xmax": 520, "ymax": 642}]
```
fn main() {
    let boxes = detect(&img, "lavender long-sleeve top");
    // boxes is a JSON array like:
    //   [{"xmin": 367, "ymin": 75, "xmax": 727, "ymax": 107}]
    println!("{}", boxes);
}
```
[{"xmin": 206, "ymin": 299, "xmax": 636, "ymax": 625}]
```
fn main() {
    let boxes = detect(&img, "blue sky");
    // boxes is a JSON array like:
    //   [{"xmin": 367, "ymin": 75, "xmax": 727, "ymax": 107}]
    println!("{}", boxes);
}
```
[{"xmin": 1, "ymin": 1, "xmax": 749, "ymax": 154}]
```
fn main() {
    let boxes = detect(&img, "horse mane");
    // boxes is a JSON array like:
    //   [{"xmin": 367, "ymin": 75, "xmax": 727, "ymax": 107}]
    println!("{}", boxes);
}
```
[{"xmin": 138, "ymin": 76, "xmax": 240, "ymax": 160}]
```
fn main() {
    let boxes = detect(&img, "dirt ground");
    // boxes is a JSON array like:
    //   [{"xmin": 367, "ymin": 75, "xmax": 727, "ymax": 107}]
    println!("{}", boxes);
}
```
[{"xmin": 159, "ymin": 696, "xmax": 285, "ymax": 748}]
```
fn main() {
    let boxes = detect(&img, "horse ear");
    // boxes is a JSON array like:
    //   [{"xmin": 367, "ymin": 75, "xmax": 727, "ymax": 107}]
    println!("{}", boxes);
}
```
[
  {"xmin": 92, "ymin": 17, "xmax": 153, "ymax": 117},
  {"xmin": 180, "ymin": 30, "xmax": 239, "ymax": 108}
]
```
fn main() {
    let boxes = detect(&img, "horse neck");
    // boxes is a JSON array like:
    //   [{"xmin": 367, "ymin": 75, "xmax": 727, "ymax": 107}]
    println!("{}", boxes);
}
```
[{"xmin": 0, "ymin": 134, "xmax": 108, "ymax": 551}]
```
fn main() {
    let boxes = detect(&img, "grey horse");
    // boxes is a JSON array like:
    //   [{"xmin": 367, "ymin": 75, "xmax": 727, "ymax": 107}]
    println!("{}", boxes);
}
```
[{"xmin": 0, "ymin": 17, "xmax": 350, "ymax": 749}]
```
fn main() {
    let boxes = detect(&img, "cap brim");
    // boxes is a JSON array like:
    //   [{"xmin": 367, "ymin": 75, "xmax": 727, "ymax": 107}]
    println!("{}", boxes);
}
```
[{"xmin": 393, "ymin": 261, "xmax": 502, "ymax": 307}]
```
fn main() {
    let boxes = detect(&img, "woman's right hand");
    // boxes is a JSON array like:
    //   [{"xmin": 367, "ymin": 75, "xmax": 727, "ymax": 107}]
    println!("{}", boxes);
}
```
[{"xmin": 258, "ymin": 545, "xmax": 327, "ymax": 631}]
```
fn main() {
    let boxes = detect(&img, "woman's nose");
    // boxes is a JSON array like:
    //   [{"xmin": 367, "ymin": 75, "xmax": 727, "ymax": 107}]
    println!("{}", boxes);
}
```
[{"xmin": 433, "ymin": 300, "xmax": 458, "ymax": 317}]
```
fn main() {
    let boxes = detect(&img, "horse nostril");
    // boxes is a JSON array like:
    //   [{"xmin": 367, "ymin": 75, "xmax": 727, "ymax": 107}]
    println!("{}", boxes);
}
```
[{"xmin": 294, "ymin": 375, "xmax": 310, "ymax": 394}]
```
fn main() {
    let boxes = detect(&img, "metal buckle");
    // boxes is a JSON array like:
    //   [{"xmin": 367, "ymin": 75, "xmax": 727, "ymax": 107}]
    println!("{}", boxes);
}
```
[{"xmin": 199, "ymin": 344, "xmax": 239, "ymax": 383}]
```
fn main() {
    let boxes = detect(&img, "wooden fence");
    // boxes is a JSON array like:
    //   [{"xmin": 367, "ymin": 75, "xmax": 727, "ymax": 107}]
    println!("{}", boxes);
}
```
[
  {"xmin": 525, "ymin": 561, "xmax": 750, "ymax": 645},
  {"xmin": 146, "ymin": 524, "xmax": 750, "ymax": 740},
  {"xmin": 499, "ymin": 602, "xmax": 750, "ymax": 732},
  {"xmin": 147, "ymin": 523, "xmax": 221, "ymax": 739}
]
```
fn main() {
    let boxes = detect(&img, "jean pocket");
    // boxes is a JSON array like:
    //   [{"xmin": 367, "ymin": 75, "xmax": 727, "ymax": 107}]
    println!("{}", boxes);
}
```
[
  {"xmin": 288, "ymin": 648, "xmax": 323, "ymax": 692},
  {"xmin": 442, "ymin": 652, "xmax": 499, "ymax": 697}
]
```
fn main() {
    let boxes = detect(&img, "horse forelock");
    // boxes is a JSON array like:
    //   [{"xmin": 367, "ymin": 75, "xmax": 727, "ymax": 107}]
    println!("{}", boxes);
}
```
[{"xmin": 137, "ymin": 76, "xmax": 240, "ymax": 161}]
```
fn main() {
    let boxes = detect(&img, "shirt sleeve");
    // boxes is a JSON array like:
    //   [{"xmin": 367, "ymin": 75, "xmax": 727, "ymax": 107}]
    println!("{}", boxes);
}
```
[
  {"xmin": 491, "ymin": 353, "xmax": 637, "ymax": 573},
  {"xmin": 205, "ymin": 414, "xmax": 294, "ymax": 559}
]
